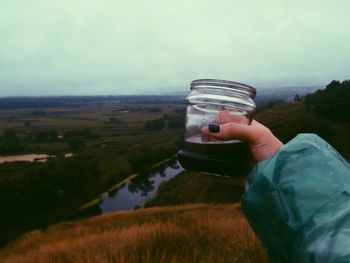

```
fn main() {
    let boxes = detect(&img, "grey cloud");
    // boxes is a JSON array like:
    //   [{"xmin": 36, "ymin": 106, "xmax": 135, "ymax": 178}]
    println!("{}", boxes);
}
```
[{"xmin": 0, "ymin": 0, "xmax": 349, "ymax": 96}]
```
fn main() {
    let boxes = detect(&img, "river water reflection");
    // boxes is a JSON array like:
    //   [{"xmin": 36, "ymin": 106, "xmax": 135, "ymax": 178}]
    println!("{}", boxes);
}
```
[{"xmin": 99, "ymin": 159, "xmax": 184, "ymax": 213}]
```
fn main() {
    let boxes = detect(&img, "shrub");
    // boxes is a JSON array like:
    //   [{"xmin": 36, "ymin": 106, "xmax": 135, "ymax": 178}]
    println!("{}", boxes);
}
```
[{"xmin": 144, "ymin": 119, "xmax": 165, "ymax": 131}]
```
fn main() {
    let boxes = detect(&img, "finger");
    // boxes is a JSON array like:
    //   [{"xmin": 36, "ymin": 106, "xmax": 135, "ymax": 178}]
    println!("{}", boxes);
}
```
[{"xmin": 202, "ymin": 122, "xmax": 259, "ymax": 144}]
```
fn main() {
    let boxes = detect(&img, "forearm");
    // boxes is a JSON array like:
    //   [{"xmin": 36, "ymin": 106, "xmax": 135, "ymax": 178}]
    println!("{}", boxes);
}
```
[{"xmin": 241, "ymin": 134, "xmax": 350, "ymax": 262}]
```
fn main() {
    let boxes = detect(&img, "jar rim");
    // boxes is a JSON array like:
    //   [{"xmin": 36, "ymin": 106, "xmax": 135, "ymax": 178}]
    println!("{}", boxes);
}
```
[{"xmin": 191, "ymin": 79, "xmax": 256, "ymax": 98}]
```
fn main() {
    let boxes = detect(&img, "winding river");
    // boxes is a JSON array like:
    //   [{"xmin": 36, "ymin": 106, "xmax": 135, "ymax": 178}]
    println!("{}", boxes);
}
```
[
  {"xmin": 100, "ymin": 159, "xmax": 184, "ymax": 213},
  {"xmin": 72, "ymin": 159, "xmax": 184, "ymax": 218}
]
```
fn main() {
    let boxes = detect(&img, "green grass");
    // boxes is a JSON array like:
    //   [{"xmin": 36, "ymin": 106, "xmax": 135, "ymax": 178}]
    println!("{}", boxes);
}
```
[{"xmin": 145, "ymin": 171, "xmax": 245, "ymax": 208}]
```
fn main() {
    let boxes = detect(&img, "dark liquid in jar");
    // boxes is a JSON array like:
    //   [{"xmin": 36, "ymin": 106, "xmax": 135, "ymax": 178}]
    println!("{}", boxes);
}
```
[{"xmin": 177, "ymin": 134, "xmax": 253, "ymax": 177}]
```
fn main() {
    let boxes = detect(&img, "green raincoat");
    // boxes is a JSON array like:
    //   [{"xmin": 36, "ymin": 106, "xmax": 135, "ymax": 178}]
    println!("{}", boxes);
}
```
[{"xmin": 242, "ymin": 134, "xmax": 350, "ymax": 263}]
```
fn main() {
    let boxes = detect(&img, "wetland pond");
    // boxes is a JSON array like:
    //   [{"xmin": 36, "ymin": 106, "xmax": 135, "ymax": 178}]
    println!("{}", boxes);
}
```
[{"xmin": 0, "ymin": 153, "xmax": 74, "ymax": 164}]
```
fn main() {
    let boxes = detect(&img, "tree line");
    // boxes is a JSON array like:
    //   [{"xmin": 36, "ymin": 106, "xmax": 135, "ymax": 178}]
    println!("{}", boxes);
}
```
[
  {"xmin": 304, "ymin": 80, "xmax": 350, "ymax": 122},
  {"xmin": 144, "ymin": 112, "xmax": 185, "ymax": 131}
]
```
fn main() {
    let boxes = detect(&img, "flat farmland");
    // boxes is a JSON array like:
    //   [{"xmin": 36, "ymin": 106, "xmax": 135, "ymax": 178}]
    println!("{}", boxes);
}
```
[{"xmin": 0, "ymin": 96, "xmax": 186, "ymax": 245}]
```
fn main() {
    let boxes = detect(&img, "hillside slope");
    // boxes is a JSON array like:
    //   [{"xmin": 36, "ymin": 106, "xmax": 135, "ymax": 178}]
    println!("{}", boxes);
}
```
[
  {"xmin": 0, "ymin": 204, "xmax": 267, "ymax": 263},
  {"xmin": 255, "ymin": 101, "xmax": 350, "ymax": 160}
]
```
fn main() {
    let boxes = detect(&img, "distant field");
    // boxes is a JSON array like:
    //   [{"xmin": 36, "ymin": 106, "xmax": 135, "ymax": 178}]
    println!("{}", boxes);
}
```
[
  {"xmin": 0, "ymin": 104, "xmax": 174, "ymax": 135},
  {"xmin": 0, "ymin": 102, "xmax": 183, "ymax": 166}
]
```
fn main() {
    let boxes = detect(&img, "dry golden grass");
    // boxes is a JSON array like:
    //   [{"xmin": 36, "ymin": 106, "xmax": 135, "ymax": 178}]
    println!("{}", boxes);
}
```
[{"xmin": 0, "ymin": 204, "xmax": 268, "ymax": 263}]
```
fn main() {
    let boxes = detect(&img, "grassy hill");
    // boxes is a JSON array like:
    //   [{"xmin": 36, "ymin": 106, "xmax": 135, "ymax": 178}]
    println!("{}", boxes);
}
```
[
  {"xmin": 145, "ymin": 171, "xmax": 245, "ymax": 208},
  {"xmin": 0, "ymin": 204, "xmax": 267, "ymax": 263}
]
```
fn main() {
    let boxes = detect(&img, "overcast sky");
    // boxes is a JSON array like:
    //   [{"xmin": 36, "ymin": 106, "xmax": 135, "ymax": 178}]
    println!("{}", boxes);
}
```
[{"xmin": 0, "ymin": 0, "xmax": 349, "ymax": 96}]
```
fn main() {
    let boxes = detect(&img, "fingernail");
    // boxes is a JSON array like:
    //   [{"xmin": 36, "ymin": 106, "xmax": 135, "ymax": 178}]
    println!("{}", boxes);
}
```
[{"xmin": 209, "ymin": 124, "xmax": 220, "ymax": 133}]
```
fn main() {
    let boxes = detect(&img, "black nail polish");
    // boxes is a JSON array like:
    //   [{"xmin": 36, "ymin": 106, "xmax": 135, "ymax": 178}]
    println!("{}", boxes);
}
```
[{"xmin": 209, "ymin": 124, "xmax": 220, "ymax": 133}]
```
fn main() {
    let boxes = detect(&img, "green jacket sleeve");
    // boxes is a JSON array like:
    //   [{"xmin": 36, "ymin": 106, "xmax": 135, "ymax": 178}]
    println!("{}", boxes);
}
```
[{"xmin": 241, "ymin": 134, "xmax": 350, "ymax": 263}]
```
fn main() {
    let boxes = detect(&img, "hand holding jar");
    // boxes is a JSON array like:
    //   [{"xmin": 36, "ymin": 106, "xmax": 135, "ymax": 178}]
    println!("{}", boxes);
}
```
[
  {"xmin": 202, "ymin": 119, "xmax": 283, "ymax": 162},
  {"xmin": 178, "ymin": 79, "xmax": 258, "ymax": 177}
]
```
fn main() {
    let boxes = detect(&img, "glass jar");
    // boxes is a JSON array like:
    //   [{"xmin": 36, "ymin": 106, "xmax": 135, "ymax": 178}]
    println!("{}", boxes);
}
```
[{"xmin": 177, "ymin": 79, "xmax": 257, "ymax": 177}]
